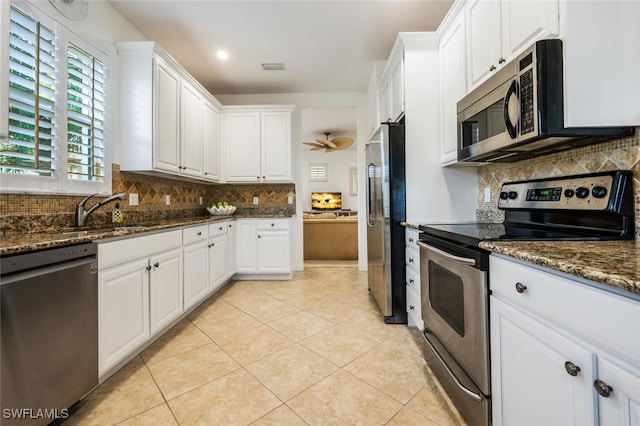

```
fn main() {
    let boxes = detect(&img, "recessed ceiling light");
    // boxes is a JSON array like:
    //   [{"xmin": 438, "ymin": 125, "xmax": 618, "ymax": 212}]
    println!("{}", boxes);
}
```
[
  {"xmin": 217, "ymin": 50, "xmax": 229, "ymax": 60},
  {"xmin": 262, "ymin": 62, "xmax": 286, "ymax": 71}
]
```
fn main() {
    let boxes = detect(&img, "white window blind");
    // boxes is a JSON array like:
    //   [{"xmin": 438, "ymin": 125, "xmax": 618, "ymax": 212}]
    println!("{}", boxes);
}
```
[
  {"xmin": 66, "ymin": 44, "xmax": 105, "ymax": 182},
  {"xmin": 3, "ymin": 6, "xmax": 56, "ymax": 176},
  {"xmin": 309, "ymin": 163, "xmax": 328, "ymax": 182}
]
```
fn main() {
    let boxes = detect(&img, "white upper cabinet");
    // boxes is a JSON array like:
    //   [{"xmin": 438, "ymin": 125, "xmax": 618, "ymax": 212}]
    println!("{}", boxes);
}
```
[
  {"xmin": 116, "ymin": 42, "xmax": 222, "ymax": 182},
  {"xmin": 379, "ymin": 48, "xmax": 405, "ymax": 122},
  {"xmin": 560, "ymin": 1, "xmax": 640, "ymax": 127},
  {"xmin": 222, "ymin": 106, "xmax": 294, "ymax": 183},
  {"xmin": 438, "ymin": 5, "xmax": 467, "ymax": 165},
  {"xmin": 466, "ymin": 0, "xmax": 559, "ymax": 89}
]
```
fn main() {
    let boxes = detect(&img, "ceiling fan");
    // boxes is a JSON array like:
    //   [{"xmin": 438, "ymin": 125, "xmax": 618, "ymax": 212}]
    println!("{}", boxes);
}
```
[{"xmin": 303, "ymin": 132, "xmax": 354, "ymax": 152}]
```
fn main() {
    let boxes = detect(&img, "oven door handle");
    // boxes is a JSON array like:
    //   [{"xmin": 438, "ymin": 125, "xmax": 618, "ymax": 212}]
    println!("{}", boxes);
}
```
[
  {"xmin": 421, "ymin": 330, "xmax": 483, "ymax": 402},
  {"xmin": 417, "ymin": 241, "xmax": 476, "ymax": 266}
]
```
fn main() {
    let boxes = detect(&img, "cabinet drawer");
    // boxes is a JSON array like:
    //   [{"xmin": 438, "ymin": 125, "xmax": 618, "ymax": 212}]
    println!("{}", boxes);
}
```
[
  {"xmin": 98, "ymin": 230, "xmax": 181, "ymax": 270},
  {"xmin": 405, "ymin": 228, "xmax": 421, "ymax": 249},
  {"xmin": 183, "ymin": 225, "xmax": 208, "ymax": 245},
  {"xmin": 490, "ymin": 255, "xmax": 640, "ymax": 363},
  {"xmin": 256, "ymin": 219, "xmax": 289, "ymax": 231},
  {"xmin": 405, "ymin": 246, "xmax": 419, "ymax": 272},
  {"xmin": 208, "ymin": 221, "xmax": 228, "ymax": 238},
  {"xmin": 406, "ymin": 283, "xmax": 422, "ymax": 329},
  {"xmin": 406, "ymin": 266, "xmax": 420, "ymax": 294}
]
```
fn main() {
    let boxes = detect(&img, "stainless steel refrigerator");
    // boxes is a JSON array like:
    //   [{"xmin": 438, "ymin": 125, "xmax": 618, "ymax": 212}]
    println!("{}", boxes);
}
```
[{"xmin": 366, "ymin": 121, "xmax": 406, "ymax": 324}]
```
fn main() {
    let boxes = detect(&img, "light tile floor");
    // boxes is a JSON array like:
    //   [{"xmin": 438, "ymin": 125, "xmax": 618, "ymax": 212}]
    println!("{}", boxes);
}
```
[{"xmin": 65, "ymin": 264, "xmax": 465, "ymax": 425}]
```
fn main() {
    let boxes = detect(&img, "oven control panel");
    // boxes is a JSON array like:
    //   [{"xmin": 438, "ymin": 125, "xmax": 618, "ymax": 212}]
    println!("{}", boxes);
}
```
[{"xmin": 498, "ymin": 174, "xmax": 615, "ymax": 210}]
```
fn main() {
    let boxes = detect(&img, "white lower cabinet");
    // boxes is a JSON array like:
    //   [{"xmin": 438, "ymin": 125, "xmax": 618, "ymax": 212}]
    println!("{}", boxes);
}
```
[
  {"xmin": 208, "ymin": 222, "xmax": 228, "ymax": 293},
  {"xmin": 405, "ymin": 228, "xmax": 422, "ymax": 328},
  {"xmin": 183, "ymin": 225, "xmax": 209, "ymax": 310},
  {"xmin": 98, "ymin": 230, "xmax": 183, "ymax": 376},
  {"xmin": 235, "ymin": 218, "xmax": 291, "ymax": 278},
  {"xmin": 490, "ymin": 255, "xmax": 640, "ymax": 426}
]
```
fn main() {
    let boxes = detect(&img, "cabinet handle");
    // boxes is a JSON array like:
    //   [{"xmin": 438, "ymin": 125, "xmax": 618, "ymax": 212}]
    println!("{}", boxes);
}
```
[
  {"xmin": 262, "ymin": 176, "xmax": 266, "ymax": 179},
  {"xmin": 409, "ymin": 258, "xmax": 414, "ymax": 263},
  {"xmin": 498, "ymin": 57, "xmax": 506, "ymax": 64},
  {"xmin": 229, "ymin": 224, "xmax": 232, "ymax": 228},
  {"xmin": 257, "ymin": 176, "xmax": 260, "ymax": 180},
  {"xmin": 489, "ymin": 65, "xmax": 496, "ymax": 71},
  {"xmin": 409, "ymin": 305, "xmax": 415, "ymax": 310},
  {"xmin": 154, "ymin": 262, "xmax": 160, "ymax": 268},
  {"xmin": 409, "ymin": 237, "xmax": 414, "ymax": 243},
  {"xmin": 564, "ymin": 361, "xmax": 581, "ymax": 377},
  {"xmin": 219, "ymin": 227, "xmax": 223, "ymax": 230},
  {"xmin": 271, "ymin": 223, "xmax": 275, "ymax": 227},
  {"xmin": 594, "ymin": 380, "xmax": 613, "ymax": 398},
  {"xmin": 515, "ymin": 282, "xmax": 527, "ymax": 293},
  {"xmin": 409, "ymin": 278, "xmax": 414, "ymax": 284},
  {"xmin": 146, "ymin": 265, "xmax": 152, "ymax": 271},
  {"xmin": 197, "ymin": 232, "xmax": 202, "ymax": 236},
  {"xmin": 209, "ymin": 243, "xmax": 214, "ymax": 248},
  {"xmin": 258, "ymin": 235, "xmax": 261, "ymax": 238}
]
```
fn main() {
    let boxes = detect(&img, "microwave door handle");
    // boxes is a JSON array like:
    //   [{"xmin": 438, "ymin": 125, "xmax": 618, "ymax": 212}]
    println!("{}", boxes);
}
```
[
  {"xmin": 417, "ymin": 241, "xmax": 476, "ymax": 266},
  {"xmin": 503, "ymin": 79, "xmax": 519, "ymax": 139}
]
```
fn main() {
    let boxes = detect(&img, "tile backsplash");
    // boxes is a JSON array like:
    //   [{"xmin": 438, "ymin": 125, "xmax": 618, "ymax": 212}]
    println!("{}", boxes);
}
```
[
  {"xmin": 476, "ymin": 132, "xmax": 640, "ymax": 232},
  {"xmin": 0, "ymin": 164, "xmax": 295, "ymax": 233}
]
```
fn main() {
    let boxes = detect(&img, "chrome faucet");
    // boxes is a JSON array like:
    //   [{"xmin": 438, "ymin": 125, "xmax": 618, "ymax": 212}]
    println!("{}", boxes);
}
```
[{"xmin": 75, "ymin": 192, "xmax": 126, "ymax": 227}]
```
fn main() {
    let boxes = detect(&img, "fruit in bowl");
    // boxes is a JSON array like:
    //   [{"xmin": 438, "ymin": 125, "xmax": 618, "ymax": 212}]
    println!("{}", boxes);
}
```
[{"xmin": 207, "ymin": 202, "xmax": 236, "ymax": 216}]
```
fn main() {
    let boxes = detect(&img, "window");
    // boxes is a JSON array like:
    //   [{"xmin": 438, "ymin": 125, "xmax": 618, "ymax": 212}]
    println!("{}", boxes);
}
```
[
  {"xmin": 309, "ymin": 163, "xmax": 328, "ymax": 182},
  {"xmin": 1, "ymin": 2, "xmax": 110, "ymax": 193}
]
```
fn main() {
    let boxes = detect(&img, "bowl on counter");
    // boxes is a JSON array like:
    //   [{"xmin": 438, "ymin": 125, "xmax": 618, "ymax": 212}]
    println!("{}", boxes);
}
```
[{"xmin": 207, "ymin": 205, "xmax": 236, "ymax": 216}]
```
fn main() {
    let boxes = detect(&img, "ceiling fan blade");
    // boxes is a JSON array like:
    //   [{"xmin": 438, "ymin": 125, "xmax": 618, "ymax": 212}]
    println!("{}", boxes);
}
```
[
  {"xmin": 325, "ymin": 147, "xmax": 337, "ymax": 152},
  {"xmin": 311, "ymin": 146, "xmax": 324, "ymax": 151},
  {"xmin": 315, "ymin": 138, "xmax": 337, "ymax": 149},
  {"xmin": 331, "ymin": 138, "xmax": 354, "ymax": 150},
  {"xmin": 303, "ymin": 142, "xmax": 323, "ymax": 147}
]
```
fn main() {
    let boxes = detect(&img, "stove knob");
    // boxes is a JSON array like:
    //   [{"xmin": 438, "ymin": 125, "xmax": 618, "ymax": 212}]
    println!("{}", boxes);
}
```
[
  {"xmin": 592, "ymin": 186, "xmax": 608, "ymax": 199},
  {"xmin": 508, "ymin": 191, "xmax": 518, "ymax": 200},
  {"xmin": 564, "ymin": 189, "xmax": 575, "ymax": 198},
  {"xmin": 575, "ymin": 187, "xmax": 590, "ymax": 199},
  {"xmin": 500, "ymin": 191, "xmax": 509, "ymax": 200}
]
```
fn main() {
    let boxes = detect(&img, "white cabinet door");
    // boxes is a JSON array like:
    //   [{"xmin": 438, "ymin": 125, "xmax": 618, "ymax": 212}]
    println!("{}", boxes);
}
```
[
  {"xmin": 149, "ymin": 247, "xmax": 183, "ymax": 334},
  {"xmin": 256, "ymin": 231, "xmax": 290, "ymax": 273},
  {"xmin": 180, "ymin": 80, "xmax": 203, "ymax": 177},
  {"xmin": 183, "ymin": 241, "xmax": 209, "ymax": 310},
  {"xmin": 202, "ymin": 101, "xmax": 220, "ymax": 181},
  {"xmin": 226, "ymin": 221, "xmax": 236, "ymax": 278},
  {"xmin": 596, "ymin": 356, "xmax": 640, "ymax": 426},
  {"xmin": 261, "ymin": 112, "xmax": 291, "ymax": 181},
  {"xmin": 209, "ymin": 234, "xmax": 227, "ymax": 293},
  {"xmin": 154, "ymin": 57, "xmax": 181, "ymax": 173},
  {"xmin": 379, "ymin": 80, "xmax": 391, "ymax": 123},
  {"xmin": 467, "ymin": 0, "xmax": 502, "ymax": 88},
  {"xmin": 501, "ymin": 0, "xmax": 558, "ymax": 61},
  {"xmin": 235, "ymin": 219, "xmax": 257, "ymax": 273},
  {"xmin": 491, "ymin": 297, "xmax": 596, "ymax": 426},
  {"xmin": 99, "ymin": 259, "xmax": 150, "ymax": 375},
  {"xmin": 389, "ymin": 56, "xmax": 404, "ymax": 121},
  {"xmin": 224, "ymin": 112, "xmax": 261, "ymax": 182},
  {"xmin": 439, "ymin": 13, "xmax": 467, "ymax": 165}
]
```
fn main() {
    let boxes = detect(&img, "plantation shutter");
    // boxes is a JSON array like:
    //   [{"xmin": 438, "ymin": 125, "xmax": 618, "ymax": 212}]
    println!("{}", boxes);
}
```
[
  {"xmin": 67, "ymin": 44, "xmax": 105, "ymax": 182},
  {"xmin": 3, "ymin": 6, "xmax": 56, "ymax": 176}
]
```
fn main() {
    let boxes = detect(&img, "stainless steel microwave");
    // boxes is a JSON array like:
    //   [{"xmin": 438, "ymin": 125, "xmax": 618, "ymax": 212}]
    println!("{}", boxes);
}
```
[{"xmin": 457, "ymin": 39, "xmax": 635, "ymax": 163}]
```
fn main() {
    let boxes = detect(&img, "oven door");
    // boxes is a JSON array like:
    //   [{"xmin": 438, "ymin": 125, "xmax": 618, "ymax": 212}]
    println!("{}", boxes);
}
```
[{"xmin": 417, "ymin": 237, "xmax": 490, "ymax": 396}]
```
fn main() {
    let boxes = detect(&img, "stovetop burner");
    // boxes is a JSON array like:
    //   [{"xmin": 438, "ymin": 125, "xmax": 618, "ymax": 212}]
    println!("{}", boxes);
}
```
[{"xmin": 419, "ymin": 171, "xmax": 635, "ymax": 246}]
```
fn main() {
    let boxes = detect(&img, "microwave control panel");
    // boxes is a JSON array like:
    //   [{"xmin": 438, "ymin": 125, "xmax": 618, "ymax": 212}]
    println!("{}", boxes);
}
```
[{"xmin": 498, "ymin": 174, "xmax": 615, "ymax": 211}]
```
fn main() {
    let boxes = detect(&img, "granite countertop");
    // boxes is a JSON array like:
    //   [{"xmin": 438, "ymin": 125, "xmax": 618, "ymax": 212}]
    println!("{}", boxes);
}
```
[
  {"xmin": 479, "ymin": 240, "xmax": 640, "ymax": 298},
  {"xmin": 0, "ymin": 214, "xmax": 292, "ymax": 256}
]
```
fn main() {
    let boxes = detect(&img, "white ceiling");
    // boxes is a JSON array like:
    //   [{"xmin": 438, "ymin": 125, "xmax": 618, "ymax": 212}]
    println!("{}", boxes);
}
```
[{"xmin": 108, "ymin": 0, "xmax": 453, "ymax": 96}]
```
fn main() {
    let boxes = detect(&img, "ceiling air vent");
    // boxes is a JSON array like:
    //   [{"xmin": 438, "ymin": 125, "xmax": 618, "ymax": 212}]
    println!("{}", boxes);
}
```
[{"xmin": 262, "ymin": 62, "xmax": 286, "ymax": 71}]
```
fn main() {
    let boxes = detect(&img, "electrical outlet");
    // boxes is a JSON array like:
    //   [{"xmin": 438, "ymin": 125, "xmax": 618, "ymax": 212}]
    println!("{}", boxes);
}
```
[
  {"xmin": 288, "ymin": 196, "xmax": 294, "ymax": 204},
  {"xmin": 129, "ymin": 193, "xmax": 139, "ymax": 206},
  {"xmin": 253, "ymin": 196, "xmax": 259, "ymax": 205},
  {"xmin": 165, "ymin": 195, "xmax": 171, "ymax": 205},
  {"xmin": 484, "ymin": 187, "xmax": 491, "ymax": 202}
]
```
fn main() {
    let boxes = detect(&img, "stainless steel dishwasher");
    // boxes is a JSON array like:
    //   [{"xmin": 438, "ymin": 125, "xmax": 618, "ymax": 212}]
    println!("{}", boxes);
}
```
[{"xmin": 1, "ymin": 243, "xmax": 98, "ymax": 425}]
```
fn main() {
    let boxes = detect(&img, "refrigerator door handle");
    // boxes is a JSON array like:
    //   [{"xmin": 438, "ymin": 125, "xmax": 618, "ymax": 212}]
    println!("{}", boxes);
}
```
[{"xmin": 366, "ymin": 163, "xmax": 376, "ymax": 227}]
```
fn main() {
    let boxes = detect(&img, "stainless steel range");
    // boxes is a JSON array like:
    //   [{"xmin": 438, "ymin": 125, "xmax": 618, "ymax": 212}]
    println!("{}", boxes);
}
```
[{"xmin": 417, "ymin": 170, "xmax": 634, "ymax": 426}]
